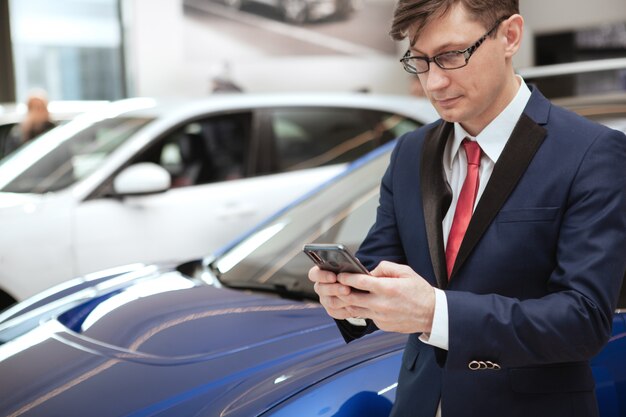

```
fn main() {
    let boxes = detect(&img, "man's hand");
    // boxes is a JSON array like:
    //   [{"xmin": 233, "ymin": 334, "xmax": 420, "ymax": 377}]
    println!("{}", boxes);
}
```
[
  {"xmin": 308, "ymin": 265, "xmax": 357, "ymax": 321},
  {"xmin": 309, "ymin": 261, "xmax": 436, "ymax": 334}
]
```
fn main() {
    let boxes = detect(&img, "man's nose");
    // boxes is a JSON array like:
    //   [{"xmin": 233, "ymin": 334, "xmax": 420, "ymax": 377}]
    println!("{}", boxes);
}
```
[{"xmin": 423, "ymin": 64, "xmax": 450, "ymax": 92}]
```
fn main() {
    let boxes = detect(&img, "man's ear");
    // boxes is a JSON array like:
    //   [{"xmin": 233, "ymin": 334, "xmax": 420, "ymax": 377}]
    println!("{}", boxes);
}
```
[{"xmin": 502, "ymin": 14, "xmax": 524, "ymax": 58}]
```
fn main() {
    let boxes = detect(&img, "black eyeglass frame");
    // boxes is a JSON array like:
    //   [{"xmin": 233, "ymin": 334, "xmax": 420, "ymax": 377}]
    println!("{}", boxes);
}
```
[{"xmin": 400, "ymin": 16, "xmax": 509, "ymax": 75}]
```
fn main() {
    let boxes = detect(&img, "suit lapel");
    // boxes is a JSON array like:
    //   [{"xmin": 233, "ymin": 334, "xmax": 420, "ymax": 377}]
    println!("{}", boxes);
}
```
[
  {"xmin": 420, "ymin": 122, "xmax": 453, "ymax": 289},
  {"xmin": 449, "ymin": 113, "xmax": 547, "ymax": 278}
]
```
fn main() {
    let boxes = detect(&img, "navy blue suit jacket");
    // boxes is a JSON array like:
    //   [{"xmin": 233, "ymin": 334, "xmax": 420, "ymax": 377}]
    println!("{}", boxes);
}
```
[{"xmin": 343, "ymin": 88, "xmax": 626, "ymax": 417}]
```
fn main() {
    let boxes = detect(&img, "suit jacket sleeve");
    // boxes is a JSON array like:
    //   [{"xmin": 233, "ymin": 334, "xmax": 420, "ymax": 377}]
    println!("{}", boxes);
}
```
[
  {"xmin": 356, "ymin": 134, "xmax": 410, "ymax": 269},
  {"xmin": 336, "ymin": 134, "xmax": 415, "ymax": 342}
]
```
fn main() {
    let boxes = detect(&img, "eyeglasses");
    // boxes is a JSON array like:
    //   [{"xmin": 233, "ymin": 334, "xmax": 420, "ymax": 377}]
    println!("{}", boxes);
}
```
[{"xmin": 400, "ymin": 16, "xmax": 508, "ymax": 75}]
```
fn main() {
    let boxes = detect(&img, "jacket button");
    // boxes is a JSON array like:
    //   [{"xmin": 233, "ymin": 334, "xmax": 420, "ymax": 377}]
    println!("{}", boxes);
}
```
[
  {"xmin": 485, "ymin": 361, "xmax": 501, "ymax": 370},
  {"xmin": 469, "ymin": 360, "xmax": 501, "ymax": 370}
]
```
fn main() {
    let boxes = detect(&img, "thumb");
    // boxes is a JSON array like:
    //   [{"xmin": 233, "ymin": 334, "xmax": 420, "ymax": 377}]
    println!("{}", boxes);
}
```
[{"xmin": 370, "ymin": 260, "xmax": 417, "ymax": 278}]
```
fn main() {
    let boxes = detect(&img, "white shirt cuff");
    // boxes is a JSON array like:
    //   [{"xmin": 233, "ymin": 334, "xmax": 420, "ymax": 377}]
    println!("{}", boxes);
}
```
[
  {"xmin": 345, "ymin": 317, "xmax": 367, "ymax": 326},
  {"xmin": 418, "ymin": 288, "xmax": 449, "ymax": 350}
]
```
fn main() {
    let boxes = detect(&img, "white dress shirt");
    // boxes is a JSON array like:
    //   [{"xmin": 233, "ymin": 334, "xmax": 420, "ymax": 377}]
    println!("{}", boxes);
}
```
[{"xmin": 419, "ymin": 77, "xmax": 531, "ymax": 416}]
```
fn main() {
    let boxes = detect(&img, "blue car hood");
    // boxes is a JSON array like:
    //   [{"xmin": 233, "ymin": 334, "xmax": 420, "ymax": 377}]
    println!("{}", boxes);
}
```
[{"xmin": 0, "ymin": 268, "xmax": 360, "ymax": 417}]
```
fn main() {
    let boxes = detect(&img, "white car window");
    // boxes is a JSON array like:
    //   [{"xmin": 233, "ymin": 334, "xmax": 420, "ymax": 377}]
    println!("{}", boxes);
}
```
[
  {"xmin": 0, "ymin": 117, "xmax": 152, "ymax": 193},
  {"xmin": 271, "ymin": 108, "xmax": 418, "ymax": 171},
  {"xmin": 131, "ymin": 112, "xmax": 253, "ymax": 188}
]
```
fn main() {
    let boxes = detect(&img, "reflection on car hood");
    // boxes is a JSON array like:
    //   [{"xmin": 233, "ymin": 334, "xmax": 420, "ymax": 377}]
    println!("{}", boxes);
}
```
[
  {"xmin": 0, "ymin": 267, "xmax": 363, "ymax": 417},
  {"xmin": 55, "ymin": 271, "xmax": 331, "ymax": 361}
]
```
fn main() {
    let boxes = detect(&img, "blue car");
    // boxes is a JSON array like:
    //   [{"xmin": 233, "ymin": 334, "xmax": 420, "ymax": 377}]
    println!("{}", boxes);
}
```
[{"xmin": 0, "ymin": 140, "xmax": 625, "ymax": 415}]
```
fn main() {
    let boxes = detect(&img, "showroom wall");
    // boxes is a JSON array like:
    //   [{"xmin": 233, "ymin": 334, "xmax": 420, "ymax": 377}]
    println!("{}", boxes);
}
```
[
  {"xmin": 125, "ymin": 0, "xmax": 626, "ymax": 98},
  {"xmin": 6, "ymin": 0, "xmax": 125, "ymax": 103},
  {"xmin": 518, "ymin": 0, "xmax": 626, "ymax": 67},
  {"xmin": 124, "ymin": 0, "xmax": 407, "ymax": 98}
]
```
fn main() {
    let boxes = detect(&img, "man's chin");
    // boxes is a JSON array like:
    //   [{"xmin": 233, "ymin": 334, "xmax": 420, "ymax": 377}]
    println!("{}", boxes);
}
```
[{"xmin": 435, "ymin": 108, "xmax": 461, "ymax": 123}]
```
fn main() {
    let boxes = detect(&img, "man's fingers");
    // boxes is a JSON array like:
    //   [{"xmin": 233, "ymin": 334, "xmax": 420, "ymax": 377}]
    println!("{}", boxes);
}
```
[
  {"xmin": 336, "ymin": 272, "xmax": 376, "ymax": 293},
  {"xmin": 315, "ymin": 281, "xmax": 350, "ymax": 297},
  {"xmin": 323, "ymin": 294, "xmax": 350, "ymax": 310},
  {"xmin": 316, "ymin": 291, "xmax": 357, "ymax": 320},
  {"xmin": 308, "ymin": 266, "xmax": 338, "ymax": 284},
  {"xmin": 346, "ymin": 305, "xmax": 371, "ymax": 318},
  {"xmin": 370, "ymin": 260, "xmax": 417, "ymax": 278}
]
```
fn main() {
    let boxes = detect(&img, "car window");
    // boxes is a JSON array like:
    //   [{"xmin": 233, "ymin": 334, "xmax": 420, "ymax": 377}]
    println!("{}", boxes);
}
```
[
  {"xmin": 214, "ymin": 145, "xmax": 392, "ymax": 298},
  {"xmin": 133, "ymin": 112, "xmax": 252, "ymax": 187},
  {"xmin": 0, "ymin": 122, "xmax": 18, "ymax": 159},
  {"xmin": 0, "ymin": 119, "xmax": 76, "ymax": 160},
  {"xmin": 270, "ymin": 108, "xmax": 419, "ymax": 171},
  {"xmin": 0, "ymin": 117, "xmax": 152, "ymax": 193}
]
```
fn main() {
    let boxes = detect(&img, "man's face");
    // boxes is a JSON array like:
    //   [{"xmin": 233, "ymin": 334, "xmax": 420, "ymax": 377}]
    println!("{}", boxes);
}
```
[{"xmin": 410, "ymin": 5, "xmax": 512, "ymax": 135}]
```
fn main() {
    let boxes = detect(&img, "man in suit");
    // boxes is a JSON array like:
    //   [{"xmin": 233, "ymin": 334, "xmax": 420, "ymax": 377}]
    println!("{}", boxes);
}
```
[{"xmin": 308, "ymin": 1, "xmax": 626, "ymax": 416}]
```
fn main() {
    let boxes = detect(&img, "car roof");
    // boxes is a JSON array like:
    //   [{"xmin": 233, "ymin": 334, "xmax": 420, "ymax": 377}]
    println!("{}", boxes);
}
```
[{"xmin": 85, "ymin": 93, "xmax": 439, "ymax": 123}]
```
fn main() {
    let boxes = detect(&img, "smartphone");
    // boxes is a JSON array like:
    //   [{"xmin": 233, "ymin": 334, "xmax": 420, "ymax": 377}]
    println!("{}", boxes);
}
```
[
  {"xmin": 304, "ymin": 243, "xmax": 370, "ymax": 322},
  {"xmin": 302, "ymin": 243, "xmax": 370, "ymax": 275}
]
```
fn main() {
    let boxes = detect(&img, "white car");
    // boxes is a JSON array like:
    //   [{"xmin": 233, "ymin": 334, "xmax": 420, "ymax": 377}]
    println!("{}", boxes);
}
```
[{"xmin": 0, "ymin": 93, "xmax": 437, "ymax": 308}]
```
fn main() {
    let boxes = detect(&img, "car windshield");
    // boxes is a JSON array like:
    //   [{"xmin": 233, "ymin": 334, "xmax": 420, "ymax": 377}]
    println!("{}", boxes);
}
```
[
  {"xmin": 0, "ymin": 115, "xmax": 153, "ymax": 193},
  {"xmin": 209, "ymin": 143, "xmax": 392, "ymax": 300}
]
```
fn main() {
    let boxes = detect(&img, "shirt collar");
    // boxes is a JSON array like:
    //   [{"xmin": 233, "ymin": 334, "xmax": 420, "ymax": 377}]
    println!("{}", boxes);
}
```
[{"xmin": 450, "ymin": 76, "xmax": 531, "ymax": 164}]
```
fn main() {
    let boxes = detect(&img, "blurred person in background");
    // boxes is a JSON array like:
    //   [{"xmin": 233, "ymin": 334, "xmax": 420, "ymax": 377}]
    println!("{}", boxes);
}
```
[
  {"xmin": 209, "ymin": 61, "xmax": 243, "ymax": 94},
  {"xmin": 210, "ymin": 75, "xmax": 243, "ymax": 93},
  {"xmin": 3, "ymin": 89, "xmax": 56, "ymax": 157}
]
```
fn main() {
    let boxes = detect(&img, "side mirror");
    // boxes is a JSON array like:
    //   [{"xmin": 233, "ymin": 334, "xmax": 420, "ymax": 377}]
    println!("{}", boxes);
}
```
[{"xmin": 113, "ymin": 162, "xmax": 171, "ymax": 196}]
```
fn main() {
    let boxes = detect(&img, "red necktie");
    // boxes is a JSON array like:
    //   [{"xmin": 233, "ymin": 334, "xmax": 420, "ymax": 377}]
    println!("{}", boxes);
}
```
[{"xmin": 446, "ymin": 139, "xmax": 482, "ymax": 278}]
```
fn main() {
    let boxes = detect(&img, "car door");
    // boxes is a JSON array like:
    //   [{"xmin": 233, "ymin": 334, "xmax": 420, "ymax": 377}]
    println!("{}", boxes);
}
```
[
  {"xmin": 73, "ymin": 111, "xmax": 256, "ymax": 274},
  {"xmin": 71, "ymin": 109, "xmax": 341, "ymax": 276}
]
